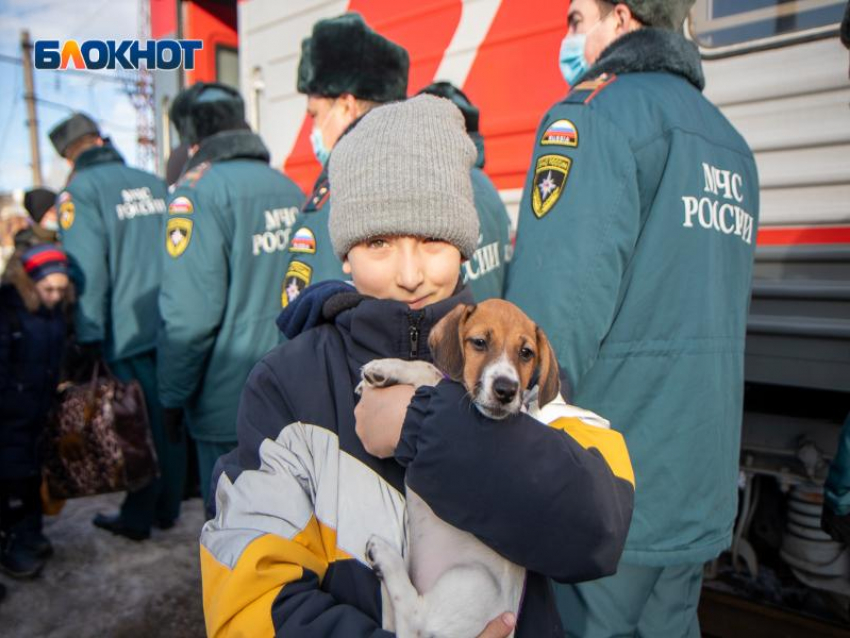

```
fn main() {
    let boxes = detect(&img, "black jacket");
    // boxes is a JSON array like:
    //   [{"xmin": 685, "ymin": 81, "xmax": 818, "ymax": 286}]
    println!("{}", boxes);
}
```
[{"xmin": 0, "ymin": 263, "xmax": 66, "ymax": 480}]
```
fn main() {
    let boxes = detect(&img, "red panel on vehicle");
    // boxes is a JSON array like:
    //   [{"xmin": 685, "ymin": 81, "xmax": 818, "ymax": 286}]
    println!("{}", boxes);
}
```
[
  {"xmin": 184, "ymin": 0, "xmax": 238, "ymax": 85},
  {"xmin": 150, "ymin": 0, "xmax": 177, "ymax": 39},
  {"xmin": 461, "ymin": 0, "xmax": 571, "ymax": 191},
  {"xmin": 757, "ymin": 225, "xmax": 850, "ymax": 246}
]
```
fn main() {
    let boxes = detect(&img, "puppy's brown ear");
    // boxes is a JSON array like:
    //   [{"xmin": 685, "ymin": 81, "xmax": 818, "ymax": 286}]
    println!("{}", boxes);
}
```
[
  {"xmin": 535, "ymin": 325, "xmax": 561, "ymax": 407},
  {"xmin": 428, "ymin": 304, "xmax": 474, "ymax": 382}
]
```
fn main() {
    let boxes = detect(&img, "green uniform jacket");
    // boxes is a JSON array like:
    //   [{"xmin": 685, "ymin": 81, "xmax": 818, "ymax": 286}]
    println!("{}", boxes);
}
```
[
  {"xmin": 826, "ymin": 413, "xmax": 850, "ymax": 516},
  {"xmin": 463, "ymin": 140, "xmax": 513, "ymax": 301},
  {"xmin": 59, "ymin": 144, "xmax": 166, "ymax": 362},
  {"xmin": 505, "ymin": 29, "xmax": 759, "ymax": 566},
  {"xmin": 280, "ymin": 167, "xmax": 338, "ymax": 307},
  {"xmin": 158, "ymin": 130, "xmax": 304, "ymax": 442}
]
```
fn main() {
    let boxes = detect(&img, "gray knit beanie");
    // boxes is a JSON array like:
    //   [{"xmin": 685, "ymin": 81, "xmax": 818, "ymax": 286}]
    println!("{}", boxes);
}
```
[{"xmin": 328, "ymin": 94, "xmax": 479, "ymax": 260}]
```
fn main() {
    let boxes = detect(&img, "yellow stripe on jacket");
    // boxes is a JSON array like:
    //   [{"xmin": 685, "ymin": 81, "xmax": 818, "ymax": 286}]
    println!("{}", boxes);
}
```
[
  {"xmin": 549, "ymin": 416, "xmax": 635, "ymax": 488},
  {"xmin": 201, "ymin": 515, "xmax": 352, "ymax": 638}
]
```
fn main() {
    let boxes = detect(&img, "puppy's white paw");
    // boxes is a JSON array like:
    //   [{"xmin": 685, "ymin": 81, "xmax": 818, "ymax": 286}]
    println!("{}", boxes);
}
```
[
  {"xmin": 361, "ymin": 359, "xmax": 395, "ymax": 389},
  {"xmin": 360, "ymin": 359, "xmax": 444, "ymax": 391},
  {"xmin": 365, "ymin": 535, "xmax": 393, "ymax": 580}
]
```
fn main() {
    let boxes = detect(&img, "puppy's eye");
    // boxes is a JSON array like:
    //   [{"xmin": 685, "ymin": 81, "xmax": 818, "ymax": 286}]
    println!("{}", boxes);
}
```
[
  {"xmin": 519, "ymin": 347, "xmax": 535, "ymax": 362},
  {"xmin": 468, "ymin": 337, "xmax": 488, "ymax": 351}
]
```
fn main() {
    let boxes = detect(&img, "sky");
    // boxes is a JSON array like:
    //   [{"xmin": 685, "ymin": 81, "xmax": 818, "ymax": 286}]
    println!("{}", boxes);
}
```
[{"xmin": 0, "ymin": 0, "xmax": 141, "ymax": 194}]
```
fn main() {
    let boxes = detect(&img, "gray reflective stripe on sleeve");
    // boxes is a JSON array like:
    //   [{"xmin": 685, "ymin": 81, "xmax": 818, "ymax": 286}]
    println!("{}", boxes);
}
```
[
  {"xmin": 335, "ymin": 450, "xmax": 406, "ymax": 562},
  {"xmin": 201, "ymin": 424, "xmax": 319, "ymax": 568},
  {"xmin": 201, "ymin": 421, "xmax": 406, "ymax": 569}
]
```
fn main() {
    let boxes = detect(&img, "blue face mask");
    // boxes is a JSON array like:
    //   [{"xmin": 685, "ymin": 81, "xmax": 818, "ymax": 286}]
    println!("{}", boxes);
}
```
[
  {"xmin": 559, "ymin": 34, "xmax": 588, "ymax": 87},
  {"xmin": 309, "ymin": 99, "xmax": 338, "ymax": 166},
  {"xmin": 310, "ymin": 125, "xmax": 331, "ymax": 166}
]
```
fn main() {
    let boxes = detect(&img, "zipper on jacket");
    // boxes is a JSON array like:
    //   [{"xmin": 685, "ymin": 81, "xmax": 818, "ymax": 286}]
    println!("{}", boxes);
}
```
[{"xmin": 408, "ymin": 310, "xmax": 424, "ymax": 359}]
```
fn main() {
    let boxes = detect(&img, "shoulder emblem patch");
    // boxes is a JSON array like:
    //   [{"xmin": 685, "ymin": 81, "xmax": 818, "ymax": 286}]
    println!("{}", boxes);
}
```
[
  {"xmin": 541, "ymin": 119, "xmax": 578, "ymax": 147},
  {"xmin": 166, "ymin": 217, "xmax": 193, "ymax": 258},
  {"xmin": 304, "ymin": 181, "xmax": 330, "ymax": 213},
  {"xmin": 532, "ymin": 155, "xmax": 572, "ymax": 219},
  {"xmin": 58, "ymin": 192, "xmax": 75, "ymax": 230},
  {"xmin": 168, "ymin": 196, "xmax": 194, "ymax": 215},
  {"xmin": 288, "ymin": 227, "xmax": 316, "ymax": 254},
  {"xmin": 566, "ymin": 73, "xmax": 618, "ymax": 105},
  {"xmin": 178, "ymin": 161, "xmax": 211, "ymax": 189},
  {"xmin": 282, "ymin": 261, "xmax": 312, "ymax": 308}
]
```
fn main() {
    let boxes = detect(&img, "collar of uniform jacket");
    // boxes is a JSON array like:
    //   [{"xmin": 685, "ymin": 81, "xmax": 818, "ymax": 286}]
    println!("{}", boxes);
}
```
[
  {"xmin": 471, "ymin": 131, "xmax": 485, "ymax": 169},
  {"xmin": 183, "ymin": 129, "xmax": 271, "ymax": 174},
  {"xmin": 303, "ymin": 110, "xmax": 374, "ymax": 203},
  {"xmin": 584, "ymin": 27, "xmax": 705, "ymax": 91},
  {"xmin": 74, "ymin": 141, "xmax": 125, "ymax": 171}
]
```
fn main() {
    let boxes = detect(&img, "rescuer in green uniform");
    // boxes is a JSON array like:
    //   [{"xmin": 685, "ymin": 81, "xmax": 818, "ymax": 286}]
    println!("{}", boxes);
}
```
[
  {"xmin": 157, "ymin": 84, "xmax": 304, "ymax": 503},
  {"xmin": 505, "ymin": 1, "xmax": 760, "ymax": 634},
  {"xmin": 281, "ymin": 13, "xmax": 409, "ymax": 306},
  {"xmin": 50, "ymin": 112, "xmax": 184, "ymax": 541},
  {"xmin": 419, "ymin": 81, "xmax": 513, "ymax": 301}
]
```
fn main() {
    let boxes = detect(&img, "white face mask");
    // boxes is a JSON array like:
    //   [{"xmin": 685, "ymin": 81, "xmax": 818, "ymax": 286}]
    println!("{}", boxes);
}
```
[{"xmin": 41, "ymin": 219, "xmax": 60, "ymax": 232}]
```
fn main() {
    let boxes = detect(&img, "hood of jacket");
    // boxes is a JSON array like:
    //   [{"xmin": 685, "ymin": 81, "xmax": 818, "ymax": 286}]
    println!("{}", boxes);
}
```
[
  {"xmin": 278, "ymin": 278, "xmax": 474, "ymax": 374},
  {"xmin": 183, "ymin": 129, "xmax": 271, "ymax": 174},
  {"xmin": 1, "ymin": 252, "xmax": 40, "ymax": 313},
  {"xmin": 585, "ymin": 27, "xmax": 705, "ymax": 91},
  {"xmin": 73, "ymin": 140, "xmax": 125, "ymax": 172}
]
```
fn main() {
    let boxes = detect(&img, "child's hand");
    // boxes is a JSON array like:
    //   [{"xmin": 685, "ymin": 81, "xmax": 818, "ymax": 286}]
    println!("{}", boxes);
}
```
[
  {"xmin": 476, "ymin": 612, "xmax": 516, "ymax": 638},
  {"xmin": 354, "ymin": 384, "xmax": 415, "ymax": 458}
]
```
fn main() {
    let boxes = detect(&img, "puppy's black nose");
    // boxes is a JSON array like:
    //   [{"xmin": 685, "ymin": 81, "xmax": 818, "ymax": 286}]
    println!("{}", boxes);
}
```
[{"xmin": 493, "ymin": 377, "xmax": 519, "ymax": 404}]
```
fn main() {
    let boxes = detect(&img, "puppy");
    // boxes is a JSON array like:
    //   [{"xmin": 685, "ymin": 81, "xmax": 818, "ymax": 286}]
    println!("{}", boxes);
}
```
[{"xmin": 359, "ymin": 299, "xmax": 561, "ymax": 638}]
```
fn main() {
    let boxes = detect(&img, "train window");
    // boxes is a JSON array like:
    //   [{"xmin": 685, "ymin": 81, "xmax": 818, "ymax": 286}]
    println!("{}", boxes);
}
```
[
  {"xmin": 216, "ymin": 46, "xmax": 240, "ymax": 90},
  {"xmin": 690, "ymin": 0, "xmax": 846, "ymax": 51}
]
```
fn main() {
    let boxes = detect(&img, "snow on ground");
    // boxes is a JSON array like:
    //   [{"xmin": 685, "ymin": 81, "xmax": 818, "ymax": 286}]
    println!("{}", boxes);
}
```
[{"xmin": 0, "ymin": 493, "xmax": 206, "ymax": 637}]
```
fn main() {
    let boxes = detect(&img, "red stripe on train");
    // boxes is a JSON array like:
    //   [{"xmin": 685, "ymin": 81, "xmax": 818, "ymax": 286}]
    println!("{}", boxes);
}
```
[{"xmin": 756, "ymin": 225, "xmax": 850, "ymax": 246}]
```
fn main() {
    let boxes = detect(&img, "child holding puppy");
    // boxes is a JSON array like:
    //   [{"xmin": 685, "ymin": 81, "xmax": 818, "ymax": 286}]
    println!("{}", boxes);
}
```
[{"xmin": 200, "ymin": 95, "xmax": 634, "ymax": 637}]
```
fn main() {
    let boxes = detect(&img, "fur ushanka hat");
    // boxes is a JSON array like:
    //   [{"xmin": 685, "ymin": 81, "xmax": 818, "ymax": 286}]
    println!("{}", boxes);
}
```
[
  {"xmin": 48, "ymin": 113, "xmax": 100, "ymax": 158},
  {"xmin": 297, "ymin": 13, "xmax": 409, "ymax": 103},
  {"xmin": 184, "ymin": 83, "xmax": 247, "ymax": 145}
]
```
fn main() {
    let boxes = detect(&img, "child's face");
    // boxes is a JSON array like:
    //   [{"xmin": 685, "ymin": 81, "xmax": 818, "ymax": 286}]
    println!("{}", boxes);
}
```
[
  {"xmin": 343, "ymin": 236, "xmax": 461, "ymax": 309},
  {"xmin": 35, "ymin": 272, "xmax": 69, "ymax": 310}
]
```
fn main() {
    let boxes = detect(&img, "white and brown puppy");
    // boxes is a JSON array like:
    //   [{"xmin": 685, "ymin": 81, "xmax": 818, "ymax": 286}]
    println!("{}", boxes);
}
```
[{"xmin": 358, "ymin": 299, "xmax": 561, "ymax": 638}]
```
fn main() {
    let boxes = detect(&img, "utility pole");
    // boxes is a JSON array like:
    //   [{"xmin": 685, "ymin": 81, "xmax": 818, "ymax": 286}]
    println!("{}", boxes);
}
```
[{"xmin": 20, "ymin": 29, "xmax": 43, "ymax": 187}]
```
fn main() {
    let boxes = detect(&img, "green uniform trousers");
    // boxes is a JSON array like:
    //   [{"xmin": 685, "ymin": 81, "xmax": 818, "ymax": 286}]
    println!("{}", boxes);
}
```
[
  {"xmin": 557, "ymin": 562, "xmax": 704, "ymax": 638},
  {"xmin": 112, "ymin": 352, "xmax": 186, "ymax": 533},
  {"xmin": 195, "ymin": 439, "xmax": 236, "ymax": 506}
]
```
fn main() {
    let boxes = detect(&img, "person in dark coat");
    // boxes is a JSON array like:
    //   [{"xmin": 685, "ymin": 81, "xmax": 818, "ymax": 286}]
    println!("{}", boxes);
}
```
[
  {"xmin": 0, "ymin": 244, "xmax": 70, "ymax": 578},
  {"xmin": 23, "ymin": 188, "xmax": 59, "ymax": 233},
  {"xmin": 14, "ymin": 188, "xmax": 60, "ymax": 252}
]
